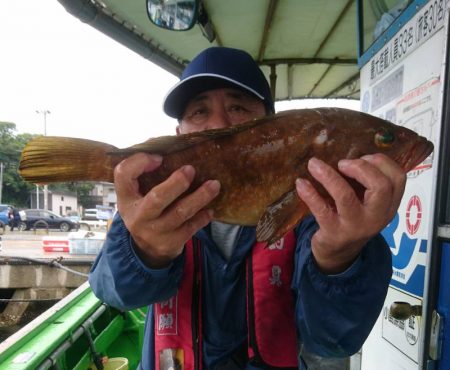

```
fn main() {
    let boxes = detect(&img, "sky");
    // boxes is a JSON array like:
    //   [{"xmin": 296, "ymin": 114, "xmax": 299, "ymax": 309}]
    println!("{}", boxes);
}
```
[{"xmin": 0, "ymin": 1, "xmax": 359, "ymax": 148}]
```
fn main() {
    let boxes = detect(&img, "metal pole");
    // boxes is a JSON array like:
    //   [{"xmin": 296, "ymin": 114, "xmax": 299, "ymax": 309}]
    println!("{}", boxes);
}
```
[
  {"xmin": 43, "ymin": 111, "xmax": 49, "ymax": 211},
  {"xmin": 36, "ymin": 110, "xmax": 50, "ymax": 210},
  {"xmin": 0, "ymin": 162, "xmax": 3, "ymax": 204}
]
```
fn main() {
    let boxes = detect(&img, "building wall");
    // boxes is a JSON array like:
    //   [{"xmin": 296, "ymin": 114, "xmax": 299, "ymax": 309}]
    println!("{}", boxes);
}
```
[
  {"xmin": 88, "ymin": 182, "xmax": 116, "ymax": 208},
  {"xmin": 30, "ymin": 183, "xmax": 116, "ymax": 213},
  {"xmin": 103, "ymin": 184, "xmax": 117, "ymax": 207},
  {"xmin": 50, "ymin": 193, "xmax": 77, "ymax": 216},
  {"xmin": 90, "ymin": 183, "xmax": 104, "ymax": 197}
]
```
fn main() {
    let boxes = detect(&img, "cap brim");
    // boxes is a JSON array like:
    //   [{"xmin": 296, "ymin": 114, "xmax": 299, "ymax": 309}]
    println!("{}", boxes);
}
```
[{"xmin": 163, "ymin": 74, "xmax": 266, "ymax": 119}]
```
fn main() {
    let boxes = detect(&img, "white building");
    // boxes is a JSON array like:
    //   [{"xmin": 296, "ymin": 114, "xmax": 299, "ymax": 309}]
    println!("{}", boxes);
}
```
[
  {"xmin": 30, "ymin": 190, "xmax": 78, "ymax": 216},
  {"xmin": 88, "ymin": 182, "xmax": 116, "ymax": 208}
]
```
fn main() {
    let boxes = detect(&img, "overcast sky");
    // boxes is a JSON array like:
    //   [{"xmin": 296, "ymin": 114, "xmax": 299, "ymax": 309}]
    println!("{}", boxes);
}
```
[{"xmin": 0, "ymin": 1, "xmax": 359, "ymax": 148}]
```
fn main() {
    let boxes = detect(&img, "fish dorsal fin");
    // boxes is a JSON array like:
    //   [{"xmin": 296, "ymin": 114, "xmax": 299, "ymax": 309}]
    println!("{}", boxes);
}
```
[
  {"xmin": 111, "ymin": 116, "xmax": 268, "ymax": 156},
  {"xmin": 256, "ymin": 190, "xmax": 310, "ymax": 245}
]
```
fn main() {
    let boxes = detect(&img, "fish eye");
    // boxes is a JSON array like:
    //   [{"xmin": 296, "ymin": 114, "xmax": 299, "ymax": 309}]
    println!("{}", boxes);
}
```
[{"xmin": 374, "ymin": 128, "xmax": 395, "ymax": 148}]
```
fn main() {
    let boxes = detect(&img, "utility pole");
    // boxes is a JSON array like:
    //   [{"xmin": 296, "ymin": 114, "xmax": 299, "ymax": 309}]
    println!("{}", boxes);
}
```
[
  {"xmin": 0, "ymin": 162, "xmax": 3, "ymax": 204},
  {"xmin": 36, "ymin": 110, "xmax": 50, "ymax": 210}
]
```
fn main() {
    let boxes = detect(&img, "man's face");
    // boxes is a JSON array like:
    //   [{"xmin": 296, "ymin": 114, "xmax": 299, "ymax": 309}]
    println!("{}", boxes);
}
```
[{"xmin": 177, "ymin": 88, "xmax": 266, "ymax": 134}]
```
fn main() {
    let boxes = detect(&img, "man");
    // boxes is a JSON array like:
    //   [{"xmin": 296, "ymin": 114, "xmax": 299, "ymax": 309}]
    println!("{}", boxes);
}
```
[
  {"xmin": 8, "ymin": 207, "xmax": 19, "ymax": 231},
  {"xmin": 90, "ymin": 47, "xmax": 403, "ymax": 369}
]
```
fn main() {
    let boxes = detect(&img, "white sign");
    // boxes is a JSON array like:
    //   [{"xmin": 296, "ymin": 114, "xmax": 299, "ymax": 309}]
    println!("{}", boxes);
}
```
[
  {"xmin": 368, "ymin": 0, "xmax": 448, "ymax": 84},
  {"xmin": 360, "ymin": 1, "xmax": 448, "ymax": 369},
  {"xmin": 361, "ymin": 9, "xmax": 445, "ymax": 299}
]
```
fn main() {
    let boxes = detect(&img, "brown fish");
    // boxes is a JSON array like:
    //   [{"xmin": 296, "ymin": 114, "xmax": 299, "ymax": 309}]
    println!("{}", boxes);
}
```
[{"xmin": 19, "ymin": 108, "xmax": 433, "ymax": 244}]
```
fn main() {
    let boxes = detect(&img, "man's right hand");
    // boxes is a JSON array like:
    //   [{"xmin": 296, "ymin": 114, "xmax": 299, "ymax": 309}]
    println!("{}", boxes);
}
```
[{"xmin": 114, "ymin": 153, "xmax": 220, "ymax": 268}]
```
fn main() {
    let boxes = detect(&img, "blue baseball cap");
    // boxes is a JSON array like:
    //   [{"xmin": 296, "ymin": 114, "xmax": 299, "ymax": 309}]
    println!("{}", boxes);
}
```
[{"xmin": 163, "ymin": 47, "xmax": 274, "ymax": 119}]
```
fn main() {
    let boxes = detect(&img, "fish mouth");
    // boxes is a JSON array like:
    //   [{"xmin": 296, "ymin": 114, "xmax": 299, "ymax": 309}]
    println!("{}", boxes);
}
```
[{"xmin": 400, "ymin": 137, "xmax": 434, "ymax": 172}]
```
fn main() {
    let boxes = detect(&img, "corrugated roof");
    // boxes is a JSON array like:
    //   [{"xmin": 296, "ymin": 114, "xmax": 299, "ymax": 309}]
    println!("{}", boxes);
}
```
[{"xmin": 59, "ymin": 0, "xmax": 361, "ymax": 101}]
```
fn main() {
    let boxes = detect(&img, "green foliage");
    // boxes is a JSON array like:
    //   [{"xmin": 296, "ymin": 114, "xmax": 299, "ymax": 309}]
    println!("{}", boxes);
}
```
[
  {"xmin": 0, "ymin": 122, "xmax": 103, "ymax": 209},
  {"xmin": 49, "ymin": 182, "xmax": 95, "ymax": 208},
  {"xmin": 0, "ymin": 121, "xmax": 37, "ymax": 207}
]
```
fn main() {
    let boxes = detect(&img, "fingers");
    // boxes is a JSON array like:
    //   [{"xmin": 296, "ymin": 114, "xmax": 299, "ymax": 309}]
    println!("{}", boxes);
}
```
[
  {"xmin": 305, "ymin": 157, "xmax": 362, "ymax": 220},
  {"xmin": 132, "ymin": 178, "xmax": 220, "ymax": 268},
  {"xmin": 296, "ymin": 156, "xmax": 406, "ymax": 223},
  {"xmin": 141, "ymin": 165, "xmax": 196, "ymax": 219},
  {"xmin": 172, "ymin": 208, "xmax": 214, "ymax": 243},
  {"xmin": 296, "ymin": 155, "xmax": 407, "ymax": 273},
  {"xmin": 338, "ymin": 154, "xmax": 406, "ymax": 220},
  {"xmin": 152, "ymin": 179, "xmax": 220, "ymax": 232},
  {"xmin": 360, "ymin": 154, "xmax": 406, "ymax": 215},
  {"xmin": 114, "ymin": 153, "xmax": 163, "ymax": 202},
  {"xmin": 113, "ymin": 154, "xmax": 221, "ymax": 268},
  {"xmin": 295, "ymin": 177, "xmax": 336, "ymax": 225}
]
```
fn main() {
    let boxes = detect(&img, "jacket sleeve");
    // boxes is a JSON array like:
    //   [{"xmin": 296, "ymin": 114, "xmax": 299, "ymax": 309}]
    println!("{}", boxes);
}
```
[
  {"xmin": 292, "ymin": 216, "xmax": 392, "ymax": 357},
  {"xmin": 89, "ymin": 213, "xmax": 184, "ymax": 310}
]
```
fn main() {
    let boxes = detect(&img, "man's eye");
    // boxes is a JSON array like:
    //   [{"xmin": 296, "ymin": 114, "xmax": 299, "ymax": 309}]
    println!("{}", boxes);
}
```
[
  {"xmin": 187, "ymin": 108, "xmax": 207, "ymax": 118},
  {"xmin": 229, "ymin": 105, "xmax": 247, "ymax": 113}
]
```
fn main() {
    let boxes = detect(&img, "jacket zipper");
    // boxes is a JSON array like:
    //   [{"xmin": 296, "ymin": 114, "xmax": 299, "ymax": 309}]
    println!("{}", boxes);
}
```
[{"xmin": 192, "ymin": 238, "xmax": 201, "ymax": 370}]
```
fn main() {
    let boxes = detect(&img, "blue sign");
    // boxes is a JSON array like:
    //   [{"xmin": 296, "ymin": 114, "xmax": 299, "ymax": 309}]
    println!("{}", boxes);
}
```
[{"xmin": 382, "ymin": 213, "xmax": 427, "ymax": 297}]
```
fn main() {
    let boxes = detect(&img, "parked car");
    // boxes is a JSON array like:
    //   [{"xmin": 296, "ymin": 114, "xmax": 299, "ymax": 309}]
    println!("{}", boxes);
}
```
[
  {"xmin": 82, "ymin": 208, "xmax": 99, "ymax": 220},
  {"xmin": 0, "ymin": 204, "xmax": 12, "ymax": 226},
  {"xmin": 18, "ymin": 209, "xmax": 79, "ymax": 232},
  {"xmin": 66, "ymin": 210, "xmax": 81, "ymax": 223}
]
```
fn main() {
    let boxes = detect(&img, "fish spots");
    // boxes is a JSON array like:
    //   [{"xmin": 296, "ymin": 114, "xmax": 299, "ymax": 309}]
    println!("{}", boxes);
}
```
[
  {"xmin": 286, "ymin": 136, "xmax": 297, "ymax": 146},
  {"xmin": 314, "ymin": 129, "xmax": 329, "ymax": 145},
  {"xmin": 251, "ymin": 140, "xmax": 284, "ymax": 156},
  {"xmin": 346, "ymin": 144, "xmax": 362, "ymax": 159}
]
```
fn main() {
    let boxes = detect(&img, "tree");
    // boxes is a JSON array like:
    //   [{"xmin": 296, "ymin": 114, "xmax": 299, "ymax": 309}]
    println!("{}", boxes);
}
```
[
  {"xmin": 50, "ymin": 182, "xmax": 95, "ymax": 208},
  {"xmin": 0, "ymin": 122, "xmax": 36, "ymax": 207},
  {"xmin": 0, "ymin": 121, "xmax": 97, "ymax": 209}
]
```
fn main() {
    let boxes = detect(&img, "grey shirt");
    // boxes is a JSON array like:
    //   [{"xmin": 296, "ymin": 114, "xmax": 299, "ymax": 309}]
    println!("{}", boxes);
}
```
[{"xmin": 210, "ymin": 221, "xmax": 242, "ymax": 261}]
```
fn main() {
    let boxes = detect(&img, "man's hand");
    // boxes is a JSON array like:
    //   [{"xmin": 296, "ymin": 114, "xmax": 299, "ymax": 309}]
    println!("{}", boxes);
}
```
[
  {"xmin": 296, "ymin": 154, "xmax": 406, "ymax": 274},
  {"xmin": 114, "ymin": 153, "xmax": 220, "ymax": 268}
]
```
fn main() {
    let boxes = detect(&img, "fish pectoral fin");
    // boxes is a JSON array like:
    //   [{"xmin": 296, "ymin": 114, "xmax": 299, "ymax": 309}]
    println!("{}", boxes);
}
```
[{"xmin": 256, "ymin": 190, "xmax": 310, "ymax": 245}]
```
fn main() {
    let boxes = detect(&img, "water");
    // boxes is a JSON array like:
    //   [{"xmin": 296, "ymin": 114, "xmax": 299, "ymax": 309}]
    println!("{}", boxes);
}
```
[{"xmin": 0, "ymin": 301, "xmax": 56, "ymax": 343}]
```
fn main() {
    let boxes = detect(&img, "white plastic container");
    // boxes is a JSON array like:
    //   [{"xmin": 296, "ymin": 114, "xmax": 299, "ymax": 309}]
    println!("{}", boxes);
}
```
[{"xmin": 68, "ymin": 230, "xmax": 106, "ymax": 255}]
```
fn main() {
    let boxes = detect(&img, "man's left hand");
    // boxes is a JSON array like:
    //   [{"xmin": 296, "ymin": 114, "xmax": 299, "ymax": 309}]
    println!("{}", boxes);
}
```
[{"xmin": 296, "ymin": 154, "xmax": 406, "ymax": 274}]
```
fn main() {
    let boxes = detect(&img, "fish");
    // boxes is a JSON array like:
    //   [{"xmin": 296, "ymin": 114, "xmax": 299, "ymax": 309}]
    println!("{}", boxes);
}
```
[{"xmin": 19, "ymin": 108, "xmax": 434, "ymax": 244}]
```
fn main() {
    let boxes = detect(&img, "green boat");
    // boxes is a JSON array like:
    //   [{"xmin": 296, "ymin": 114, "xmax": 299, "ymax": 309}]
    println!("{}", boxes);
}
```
[{"xmin": 0, "ymin": 282, "xmax": 144, "ymax": 370}]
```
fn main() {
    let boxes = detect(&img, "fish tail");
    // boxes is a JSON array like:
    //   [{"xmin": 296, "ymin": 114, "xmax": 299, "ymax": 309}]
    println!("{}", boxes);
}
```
[{"xmin": 19, "ymin": 136, "xmax": 119, "ymax": 184}]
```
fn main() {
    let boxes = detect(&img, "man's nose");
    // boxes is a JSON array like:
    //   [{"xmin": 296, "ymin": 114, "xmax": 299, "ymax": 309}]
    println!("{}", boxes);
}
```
[{"xmin": 206, "ymin": 110, "xmax": 232, "ymax": 130}]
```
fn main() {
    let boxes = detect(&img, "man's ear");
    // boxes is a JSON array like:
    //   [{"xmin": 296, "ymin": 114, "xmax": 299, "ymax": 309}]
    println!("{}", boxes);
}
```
[{"xmin": 176, "ymin": 125, "xmax": 181, "ymax": 136}]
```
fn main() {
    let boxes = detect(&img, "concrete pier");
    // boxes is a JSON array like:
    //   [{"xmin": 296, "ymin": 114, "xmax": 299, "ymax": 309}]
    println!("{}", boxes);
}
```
[{"xmin": 0, "ymin": 231, "xmax": 97, "ymax": 329}]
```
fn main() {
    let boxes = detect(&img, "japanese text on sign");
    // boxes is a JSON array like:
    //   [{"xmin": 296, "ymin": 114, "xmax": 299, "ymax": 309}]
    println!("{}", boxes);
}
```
[{"xmin": 370, "ymin": 0, "xmax": 447, "ymax": 82}]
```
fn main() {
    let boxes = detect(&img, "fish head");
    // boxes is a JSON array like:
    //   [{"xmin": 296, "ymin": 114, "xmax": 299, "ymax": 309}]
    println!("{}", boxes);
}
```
[
  {"xmin": 332, "ymin": 110, "xmax": 434, "ymax": 172},
  {"xmin": 367, "ymin": 119, "xmax": 434, "ymax": 172}
]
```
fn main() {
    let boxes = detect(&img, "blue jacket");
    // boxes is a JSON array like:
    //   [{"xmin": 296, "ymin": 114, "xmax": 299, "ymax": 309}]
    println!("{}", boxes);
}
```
[{"xmin": 89, "ymin": 214, "xmax": 392, "ymax": 369}]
